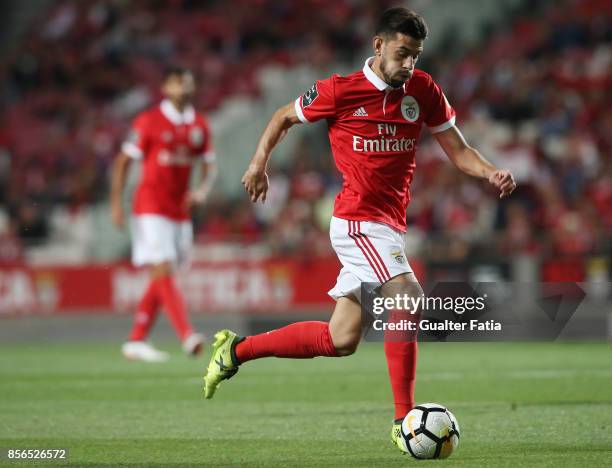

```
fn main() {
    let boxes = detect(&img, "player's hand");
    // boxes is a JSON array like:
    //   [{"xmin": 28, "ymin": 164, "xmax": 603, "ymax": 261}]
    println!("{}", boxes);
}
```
[
  {"xmin": 241, "ymin": 164, "xmax": 269, "ymax": 203},
  {"xmin": 183, "ymin": 190, "xmax": 207, "ymax": 211},
  {"xmin": 111, "ymin": 203, "xmax": 125, "ymax": 229},
  {"xmin": 488, "ymin": 170, "xmax": 516, "ymax": 199}
]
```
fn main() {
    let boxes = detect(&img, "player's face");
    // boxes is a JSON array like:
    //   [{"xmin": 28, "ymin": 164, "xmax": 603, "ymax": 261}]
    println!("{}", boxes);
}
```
[
  {"xmin": 377, "ymin": 33, "xmax": 423, "ymax": 88},
  {"xmin": 162, "ymin": 73, "xmax": 196, "ymax": 106}
]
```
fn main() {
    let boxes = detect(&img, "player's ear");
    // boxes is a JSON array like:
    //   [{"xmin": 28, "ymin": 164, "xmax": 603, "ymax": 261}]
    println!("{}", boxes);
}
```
[{"xmin": 373, "ymin": 36, "xmax": 384, "ymax": 56}]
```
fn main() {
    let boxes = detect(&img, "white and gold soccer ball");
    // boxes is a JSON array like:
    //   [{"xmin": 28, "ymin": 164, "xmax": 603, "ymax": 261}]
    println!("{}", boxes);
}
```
[{"xmin": 398, "ymin": 403, "xmax": 460, "ymax": 459}]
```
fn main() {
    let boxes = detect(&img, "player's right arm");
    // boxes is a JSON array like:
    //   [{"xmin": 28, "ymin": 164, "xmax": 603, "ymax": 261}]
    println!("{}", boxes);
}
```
[
  {"xmin": 241, "ymin": 102, "xmax": 302, "ymax": 203},
  {"xmin": 242, "ymin": 76, "xmax": 337, "ymax": 203},
  {"xmin": 110, "ymin": 113, "xmax": 149, "ymax": 228},
  {"xmin": 110, "ymin": 152, "xmax": 132, "ymax": 229}
]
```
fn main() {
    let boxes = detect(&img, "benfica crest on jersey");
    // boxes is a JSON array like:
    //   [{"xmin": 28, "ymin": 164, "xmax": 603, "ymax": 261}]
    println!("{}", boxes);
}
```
[
  {"xmin": 126, "ymin": 129, "xmax": 139, "ymax": 143},
  {"xmin": 189, "ymin": 127, "xmax": 203, "ymax": 147},
  {"xmin": 401, "ymin": 95, "xmax": 420, "ymax": 122},
  {"xmin": 302, "ymin": 83, "xmax": 319, "ymax": 107}
]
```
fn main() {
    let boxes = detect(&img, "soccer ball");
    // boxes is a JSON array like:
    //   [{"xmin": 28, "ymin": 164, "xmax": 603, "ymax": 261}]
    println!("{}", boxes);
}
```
[{"xmin": 398, "ymin": 403, "xmax": 460, "ymax": 459}]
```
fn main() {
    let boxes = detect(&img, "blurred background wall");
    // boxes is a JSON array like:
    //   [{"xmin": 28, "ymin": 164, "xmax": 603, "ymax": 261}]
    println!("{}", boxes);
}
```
[{"xmin": 0, "ymin": 0, "xmax": 609, "ymax": 338}]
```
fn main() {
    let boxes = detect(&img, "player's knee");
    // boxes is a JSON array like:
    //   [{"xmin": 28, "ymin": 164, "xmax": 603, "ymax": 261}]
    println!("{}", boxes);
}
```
[
  {"xmin": 382, "ymin": 274, "xmax": 424, "ymax": 307},
  {"xmin": 332, "ymin": 332, "xmax": 360, "ymax": 356},
  {"xmin": 150, "ymin": 262, "xmax": 172, "ymax": 278}
]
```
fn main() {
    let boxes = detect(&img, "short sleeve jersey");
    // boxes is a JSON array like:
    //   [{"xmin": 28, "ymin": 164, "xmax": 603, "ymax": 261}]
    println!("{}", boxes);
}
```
[
  {"xmin": 294, "ymin": 57, "xmax": 456, "ymax": 232},
  {"xmin": 121, "ymin": 100, "xmax": 215, "ymax": 221}
]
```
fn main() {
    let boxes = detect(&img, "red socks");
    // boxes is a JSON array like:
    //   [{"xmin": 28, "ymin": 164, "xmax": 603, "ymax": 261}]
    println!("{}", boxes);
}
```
[
  {"xmin": 129, "ymin": 276, "xmax": 193, "ymax": 341},
  {"xmin": 129, "ymin": 280, "xmax": 160, "ymax": 341},
  {"xmin": 235, "ymin": 321, "xmax": 338, "ymax": 363},
  {"xmin": 384, "ymin": 310, "xmax": 418, "ymax": 420},
  {"xmin": 157, "ymin": 276, "xmax": 193, "ymax": 340},
  {"xmin": 232, "ymin": 314, "xmax": 416, "ymax": 421},
  {"xmin": 385, "ymin": 340, "xmax": 417, "ymax": 420}
]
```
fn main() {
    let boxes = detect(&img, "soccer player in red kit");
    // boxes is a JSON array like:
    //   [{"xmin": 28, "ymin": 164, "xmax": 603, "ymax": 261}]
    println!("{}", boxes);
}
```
[
  {"xmin": 203, "ymin": 8, "xmax": 515, "ymax": 451},
  {"xmin": 111, "ymin": 67, "xmax": 217, "ymax": 362}
]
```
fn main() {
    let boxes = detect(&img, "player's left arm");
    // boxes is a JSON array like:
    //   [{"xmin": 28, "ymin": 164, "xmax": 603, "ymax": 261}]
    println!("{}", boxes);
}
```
[
  {"xmin": 185, "ymin": 117, "xmax": 218, "ymax": 209},
  {"xmin": 434, "ymin": 125, "xmax": 516, "ymax": 198},
  {"xmin": 185, "ymin": 159, "xmax": 218, "ymax": 209}
]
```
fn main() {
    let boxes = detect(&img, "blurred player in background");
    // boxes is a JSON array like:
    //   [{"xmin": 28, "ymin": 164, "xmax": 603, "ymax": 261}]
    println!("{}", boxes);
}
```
[
  {"xmin": 110, "ymin": 66, "xmax": 216, "ymax": 362},
  {"xmin": 203, "ymin": 7, "xmax": 515, "ymax": 451}
]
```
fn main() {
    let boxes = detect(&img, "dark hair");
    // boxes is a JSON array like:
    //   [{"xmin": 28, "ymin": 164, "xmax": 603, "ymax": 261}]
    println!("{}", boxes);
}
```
[
  {"xmin": 376, "ymin": 7, "xmax": 428, "ymax": 40},
  {"xmin": 163, "ymin": 65, "xmax": 193, "ymax": 80}
]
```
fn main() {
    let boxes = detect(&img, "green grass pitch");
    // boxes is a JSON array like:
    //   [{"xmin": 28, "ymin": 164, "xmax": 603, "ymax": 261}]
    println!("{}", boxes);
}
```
[{"xmin": 1, "ymin": 341, "xmax": 611, "ymax": 466}]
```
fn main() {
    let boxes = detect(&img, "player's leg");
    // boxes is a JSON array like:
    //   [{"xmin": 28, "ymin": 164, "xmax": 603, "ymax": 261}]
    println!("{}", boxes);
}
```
[
  {"xmin": 202, "ymin": 295, "xmax": 362, "ymax": 398},
  {"xmin": 150, "ymin": 217, "xmax": 203, "ymax": 355},
  {"xmin": 151, "ymin": 261, "xmax": 191, "ymax": 339},
  {"xmin": 152, "ymin": 260, "xmax": 204, "ymax": 356},
  {"xmin": 340, "ymin": 219, "xmax": 421, "ymax": 450},
  {"xmin": 338, "ymin": 218, "xmax": 420, "ymax": 420},
  {"xmin": 329, "ymin": 295, "xmax": 363, "ymax": 355},
  {"xmin": 122, "ymin": 278, "xmax": 166, "ymax": 362},
  {"xmin": 127, "ymin": 276, "xmax": 160, "ymax": 343},
  {"xmin": 122, "ymin": 216, "xmax": 168, "ymax": 362},
  {"xmin": 122, "ymin": 274, "xmax": 169, "ymax": 362},
  {"xmin": 237, "ymin": 294, "xmax": 362, "ymax": 361},
  {"xmin": 176, "ymin": 219, "xmax": 205, "ymax": 355},
  {"xmin": 381, "ymin": 272, "xmax": 423, "ymax": 451},
  {"xmin": 128, "ymin": 215, "xmax": 203, "ymax": 357},
  {"xmin": 382, "ymin": 271, "xmax": 422, "ymax": 420}
]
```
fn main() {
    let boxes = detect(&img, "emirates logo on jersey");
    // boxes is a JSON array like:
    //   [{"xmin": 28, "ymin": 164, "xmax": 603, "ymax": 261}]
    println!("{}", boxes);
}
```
[
  {"xmin": 401, "ymin": 95, "xmax": 420, "ymax": 122},
  {"xmin": 157, "ymin": 148, "xmax": 191, "ymax": 166}
]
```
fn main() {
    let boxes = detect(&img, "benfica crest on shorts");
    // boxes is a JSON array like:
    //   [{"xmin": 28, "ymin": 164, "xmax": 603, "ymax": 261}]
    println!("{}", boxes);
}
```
[{"xmin": 390, "ymin": 247, "xmax": 407, "ymax": 264}]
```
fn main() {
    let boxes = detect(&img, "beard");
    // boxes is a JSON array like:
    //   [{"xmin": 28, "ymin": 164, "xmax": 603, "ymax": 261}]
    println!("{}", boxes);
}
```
[{"xmin": 380, "ymin": 56, "xmax": 412, "ymax": 88}]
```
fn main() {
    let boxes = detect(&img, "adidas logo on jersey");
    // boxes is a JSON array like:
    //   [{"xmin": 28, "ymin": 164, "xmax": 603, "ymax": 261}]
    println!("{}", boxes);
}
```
[{"xmin": 352, "ymin": 106, "xmax": 368, "ymax": 117}]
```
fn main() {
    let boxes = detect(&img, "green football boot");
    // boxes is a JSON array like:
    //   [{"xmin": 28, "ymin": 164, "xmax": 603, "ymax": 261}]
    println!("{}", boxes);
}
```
[
  {"xmin": 391, "ymin": 418, "xmax": 408, "ymax": 454},
  {"xmin": 202, "ymin": 329, "xmax": 242, "ymax": 399}
]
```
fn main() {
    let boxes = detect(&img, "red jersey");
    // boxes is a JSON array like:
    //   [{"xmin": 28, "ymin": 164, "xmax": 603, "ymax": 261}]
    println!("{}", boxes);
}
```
[
  {"xmin": 122, "ymin": 100, "xmax": 215, "ymax": 221},
  {"xmin": 295, "ymin": 57, "xmax": 456, "ymax": 232}
]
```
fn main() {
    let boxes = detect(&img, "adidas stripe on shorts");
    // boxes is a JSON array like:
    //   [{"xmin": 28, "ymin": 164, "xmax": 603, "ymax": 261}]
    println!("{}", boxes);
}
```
[{"xmin": 328, "ymin": 216, "xmax": 413, "ymax": 301}]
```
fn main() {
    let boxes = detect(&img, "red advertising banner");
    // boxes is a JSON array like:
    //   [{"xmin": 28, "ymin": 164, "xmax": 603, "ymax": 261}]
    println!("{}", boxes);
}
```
[
  {"xmin": 0, "ymin": 265, "xmax": 113, "ymax": 314},
  {"xmin": 0, "ymin": 258, "xmax": 426, "ymax": 316},
  {"xmin": 112, "ymin": 258, "xmax": 342, "ymax": 314}
]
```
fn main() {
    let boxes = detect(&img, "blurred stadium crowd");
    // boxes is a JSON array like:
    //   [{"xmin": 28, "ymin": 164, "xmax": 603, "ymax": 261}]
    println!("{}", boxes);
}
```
[{"xmin": 0, "ymin": 0, "xmax": 610, "ymax": 263}]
